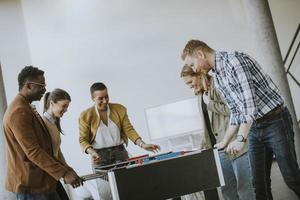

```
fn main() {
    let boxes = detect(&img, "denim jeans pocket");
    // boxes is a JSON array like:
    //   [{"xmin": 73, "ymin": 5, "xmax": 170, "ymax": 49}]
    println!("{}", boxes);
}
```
[{"xmin": 264, "ymin": 117, "xmax": 289, "ymax": 143}]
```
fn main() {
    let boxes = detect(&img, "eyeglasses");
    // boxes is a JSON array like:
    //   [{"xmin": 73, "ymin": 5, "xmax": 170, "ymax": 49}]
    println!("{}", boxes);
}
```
[{"xmin": 27, "ymin": 81, "xmax": 46, "ymax": 89}]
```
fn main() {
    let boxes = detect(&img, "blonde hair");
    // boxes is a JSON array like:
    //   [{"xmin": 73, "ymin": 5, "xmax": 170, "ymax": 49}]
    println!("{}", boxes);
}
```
[
  {"xmin": 180, "ymin": 65, "xmax": 197, "ymax": 78},
  {"xmin": 181, "ymin": 40, "xmax": 214, "ymax": 60},
  {"xmin": 180, "ymin": 65, "xmax": 211, "ymax": 95}
]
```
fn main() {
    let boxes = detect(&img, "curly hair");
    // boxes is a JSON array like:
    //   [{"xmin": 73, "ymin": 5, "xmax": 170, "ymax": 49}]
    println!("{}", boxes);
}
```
[
  {"xmin": 18, "ymin": 66, "xmax": 44, "ymax": 91},
  {"xmin": 181, "ymin": 40, "xmax": 213, "ymax": 60}
]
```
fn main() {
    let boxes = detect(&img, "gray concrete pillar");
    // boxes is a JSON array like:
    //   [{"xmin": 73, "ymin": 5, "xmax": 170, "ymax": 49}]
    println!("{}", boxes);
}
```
[
  {"xmin": 0, "ymin": 64, "xmax": 15, "ymax": 199},
  {"xmin": 243, "ymin": 0, "xmax": 300, "ymax": 157},
  {"xmin": 243, "ymin": 0, "xmax": 300, "ymax": 199}
]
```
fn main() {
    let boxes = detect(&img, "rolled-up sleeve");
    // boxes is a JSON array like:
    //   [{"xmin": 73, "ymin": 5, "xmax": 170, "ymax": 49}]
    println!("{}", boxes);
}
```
[{"xmin": 229, "ymin": 55, "xmax": 257, "ymax": 124}]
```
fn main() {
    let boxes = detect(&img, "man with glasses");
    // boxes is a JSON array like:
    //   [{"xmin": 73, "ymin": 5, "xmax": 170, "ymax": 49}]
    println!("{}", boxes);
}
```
[
  {"xmin": 3, "ymin": 66, "xmax": 83, "ymax": 200},
  {"xmin": 27, "ymin": 81, "xmax": 46, "ymax": 89},
  {"xmin": 79, "ymin": 82, "xmax": 160, "ymax": 200}
]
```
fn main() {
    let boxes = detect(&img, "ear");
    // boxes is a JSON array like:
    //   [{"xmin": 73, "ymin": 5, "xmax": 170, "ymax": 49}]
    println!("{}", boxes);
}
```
[
  {"xmin": 25, "ymin": 82, "xmax": 32, "ymax": 90},
  {"xmin": 195, "ymin": 49, "xmax": 205, "ymax": 59}
]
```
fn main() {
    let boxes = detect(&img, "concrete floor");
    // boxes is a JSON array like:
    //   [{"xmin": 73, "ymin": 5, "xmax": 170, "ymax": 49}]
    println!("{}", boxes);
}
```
[{"xmin": 271, "ymin": 161, "xmax": 298, "ymax": 200}]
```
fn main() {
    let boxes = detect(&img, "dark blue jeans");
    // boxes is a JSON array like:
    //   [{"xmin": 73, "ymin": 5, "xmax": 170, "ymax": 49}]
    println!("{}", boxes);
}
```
[
  {"xmin": 15, "ymin": 183, "xmax": 67, "ymax": 200},
  {"xmin": 16, "ymin": 192, "xmax": 61, "ymax": 200},
  {"xmin": 248, "ymin": 108, "xmax": 300, "ymax": 200}
]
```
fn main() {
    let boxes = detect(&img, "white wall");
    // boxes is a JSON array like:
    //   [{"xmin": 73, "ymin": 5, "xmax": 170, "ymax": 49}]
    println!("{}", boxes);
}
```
[
  {"xmin": 0, "ymin": 0, "xmax": 31, "ymax": 92},
  {"xmin": 1, "ymin": 0, "xmax": 300, "ymax": 199}
]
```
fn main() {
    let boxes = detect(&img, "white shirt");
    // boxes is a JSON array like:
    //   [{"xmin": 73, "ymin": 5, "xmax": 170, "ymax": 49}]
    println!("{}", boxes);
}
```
[{"xmin": 92, "ymin": 106, "xmax": 123, "ymax": 149}]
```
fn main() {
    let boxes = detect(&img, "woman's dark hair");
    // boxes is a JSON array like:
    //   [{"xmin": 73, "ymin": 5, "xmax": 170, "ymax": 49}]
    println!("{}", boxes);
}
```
[{"xmin": 43, "ymin": 88, "xmax": 71, "ymax": 133}]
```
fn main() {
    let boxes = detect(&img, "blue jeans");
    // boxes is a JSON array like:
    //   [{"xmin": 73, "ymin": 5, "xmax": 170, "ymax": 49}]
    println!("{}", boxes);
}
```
[
  {"xmin": 219, "ymin": 151, "xmax": 255, "ymax": 200},
  {"xmin": 16, "ymin": 192, "xmax": 61, "ymax": 200},
  {"xmin": 248, "ymin": 107, "xmax": 300, "ymax": 200}
]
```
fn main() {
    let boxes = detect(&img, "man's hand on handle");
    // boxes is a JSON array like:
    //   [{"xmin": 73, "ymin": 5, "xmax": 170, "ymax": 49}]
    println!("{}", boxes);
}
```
[
  {"xmin": 214, "ymin": 139, "xmax": 228, "ymax": 150},
  {"xmin": 63, "ymin": 170, "xmax": 84, "ymax": 188},
  {"xmin": 226, "ymin": 140, "xmax": 246, "ymax": 155}
]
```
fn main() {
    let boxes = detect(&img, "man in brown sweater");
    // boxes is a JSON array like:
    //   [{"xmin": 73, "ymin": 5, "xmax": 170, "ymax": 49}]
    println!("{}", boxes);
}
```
[{"xmin": 3, "ymin": 66, "xmax": 83, "ymax": 200}]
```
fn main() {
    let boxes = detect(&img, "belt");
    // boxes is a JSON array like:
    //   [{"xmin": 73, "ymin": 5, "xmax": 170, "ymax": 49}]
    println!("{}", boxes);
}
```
[
  {"xmin": 256, "ymin": 105, "xmax": 284, "ymax": 123},
  {"xmin": 95, "ymin": 144, "xmax": 125, "ymax": 152}
]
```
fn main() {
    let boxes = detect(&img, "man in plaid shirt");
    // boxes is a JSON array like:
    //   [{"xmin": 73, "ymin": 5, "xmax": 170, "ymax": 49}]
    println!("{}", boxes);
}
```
[{"xmin": 181, "ymin": 40, "xmax": 300, "ymax": 200}]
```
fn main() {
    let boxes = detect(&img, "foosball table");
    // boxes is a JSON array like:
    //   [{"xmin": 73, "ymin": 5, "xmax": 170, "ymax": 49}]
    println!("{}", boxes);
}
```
[{"xmin": 82, "ymin": 149, "xmax": 224, "ymax": 200}]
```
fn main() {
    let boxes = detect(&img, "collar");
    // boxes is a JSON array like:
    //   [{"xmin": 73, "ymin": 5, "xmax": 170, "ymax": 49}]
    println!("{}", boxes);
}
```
[
  {"xmin": 43, "ymin": 111, "xmax": 56, "ymax": 124},
  {"xmin": 95, "ymin": 105, "xmax": 110, "ymax": 119},
  {"xmin": 214, "ymin": 51, "xmax": 226, "ymax": 74},
  {"xmin": 30, "ymin": 104, "xmax": 37, "ymax": 110}
]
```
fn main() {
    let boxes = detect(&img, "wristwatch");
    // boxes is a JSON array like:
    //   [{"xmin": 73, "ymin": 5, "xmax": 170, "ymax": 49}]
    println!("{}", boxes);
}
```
[
  {"xmin": 236, "ymin": 135, "xmax": 247, "ymax": 143},
  {"xmin": 139, "ymin": 141, "xmax": 145, "ymax": 148}
]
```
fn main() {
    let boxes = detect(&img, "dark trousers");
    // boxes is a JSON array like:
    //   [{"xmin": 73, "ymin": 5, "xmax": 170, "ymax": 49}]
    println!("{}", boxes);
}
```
[
  {"xmin": 204, "ymin": 189, "xmax": 219, "ymax": 200},
  {"xmin": 249, "ymin": 108, "xmax": 300, "ymax": 200},
  {"xmin": 93, "ymin": 144, "xmax": 129, "ymax": 168},
  {"xmin": 92, "ymin": 144, "xmax": 129, "ymax": 200},
  {"xmin": 56, "ymin": 181, "xmax": 69, "ymax": 200}
]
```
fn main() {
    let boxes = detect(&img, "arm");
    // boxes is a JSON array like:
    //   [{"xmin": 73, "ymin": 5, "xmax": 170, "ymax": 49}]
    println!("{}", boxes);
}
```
[
  {"xmin": 226, "ymin": 122, "xmax": 252, "ymax": 155},
  {"xmin": 57, "ymin": 149, "xmax": 85, "ymax": 188},
  {"xmin": 58, "ymin": 148, "xmax": 69, "ymax": 167},
  {"xmin": 227, "ymin": 53, "xmax": 257, "ymax": 124},
  {"xmin": 135, "ymin": 138, "xmax": 160, "ymax": 153},
  {"xmin": 121, "ymin": 107, "xmax": 160, "ymax": 152},
  {"xmin": 214, "ymin": 108, "xmax": 252, "ymax": 153},
  {"xmin": 120, "ymin": 107, "xmax": 142, "ymax": 143},
  {"xmin": 79, "ymin": 114, "xmax": 101, "ymax": 164},
  {"xmin": 214, "ymin": 124, "xmax": 239, "ymax": 150},
  {"xmin": 10, "ymin": 108, "xmax": 68, "ymax": 180},
  {"xmin": 79, "ymin": 114, "xmax": 93, "ymax": 153},
  {"xmin": 86, "ymin": 147, "xmax": 100, "ymax": 165},
  {"xmin": 224, "ymin": 54, "xmax": 258, "ymax": 154},
  {"xmin": 12, "ymin": 109, "xmax": 83, "ymax": 187}
]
